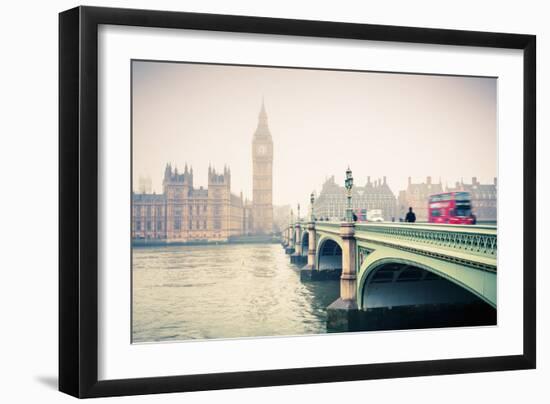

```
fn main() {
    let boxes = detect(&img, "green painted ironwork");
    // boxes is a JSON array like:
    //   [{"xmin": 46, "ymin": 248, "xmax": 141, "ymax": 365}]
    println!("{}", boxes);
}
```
[
  {"xmin": 358, "ymin": 245, "xmax": 374, "ymax": 269},
  {"xmin": 355, "ymin": 223, "xmax": 497, "ymax": 257}
]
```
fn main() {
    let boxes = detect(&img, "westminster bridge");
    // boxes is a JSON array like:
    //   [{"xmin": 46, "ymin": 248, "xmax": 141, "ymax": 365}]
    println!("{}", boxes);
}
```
[{"xmin": 281, "ymin": 220, "xmax": 497, "ymax": 332}]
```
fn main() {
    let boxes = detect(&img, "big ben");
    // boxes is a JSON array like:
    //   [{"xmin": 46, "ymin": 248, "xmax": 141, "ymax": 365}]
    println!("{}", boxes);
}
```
[{"xmin": 252, "ymin": 101, "xmax": 274, "ymax": 234}]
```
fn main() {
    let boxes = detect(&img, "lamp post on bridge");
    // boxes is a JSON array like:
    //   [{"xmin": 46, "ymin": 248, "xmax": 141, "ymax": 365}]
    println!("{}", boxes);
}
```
[
  {"xmin": 300, "ymin": 191, "xmax": 318, "ymax": 279},
  {"xmin": 345, "ymin": 167, "xmax": 354, "ymax": 222},
  {"xmin": 285, "ymin": 209, "xmax": 292, "ymax": 246},
  {"xmin": 285, "ymin": 209, "xmax": 295, "ymax": 254},
  {"xmin": 291, "ymin": 203, "xmax": 303, "ymax": 262},
  {"xmin": 310, "ymin": 192, "xmax": 315, "ymax": 222}
]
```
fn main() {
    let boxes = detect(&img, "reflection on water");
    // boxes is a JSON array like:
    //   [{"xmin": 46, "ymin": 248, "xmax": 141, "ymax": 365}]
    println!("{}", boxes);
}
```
[{"xmin": 132, "ymin": 243, "xmax": 340, "ymax": 343}]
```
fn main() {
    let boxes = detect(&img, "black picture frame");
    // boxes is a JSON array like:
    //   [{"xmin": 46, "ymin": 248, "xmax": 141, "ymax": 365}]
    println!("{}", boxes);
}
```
[{"xmin": 59, "ymin": 5, "xmax": 536, "ymax": 398}]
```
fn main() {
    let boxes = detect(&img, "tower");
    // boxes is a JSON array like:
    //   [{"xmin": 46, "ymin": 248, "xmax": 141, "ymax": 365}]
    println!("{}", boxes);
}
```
[
  {"xmin": 163, "ymin": 163, "xmax": 193, "ymax": 240},
  {"xmin": 207, "ymin": 165, "xmax": 231, "ymax": 239},
  {"xmin": 252, "ymin": 100, "xmax": 274, "ymax": 234}
]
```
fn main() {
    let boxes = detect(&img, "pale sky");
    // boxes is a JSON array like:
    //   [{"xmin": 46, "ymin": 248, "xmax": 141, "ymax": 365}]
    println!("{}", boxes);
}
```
[{"xmin": 132, "ymin": 60, "xmax": 496, "ymax": 211}]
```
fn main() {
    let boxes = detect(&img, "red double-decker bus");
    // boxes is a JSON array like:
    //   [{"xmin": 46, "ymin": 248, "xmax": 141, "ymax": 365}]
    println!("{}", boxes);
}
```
[
  {"xmin": 354, "ymin": 208, "xmax": 368, "ymax": 222},
  {"xmin": 428, "ymin": 191, "xmax": 476, "ymax": 224}
]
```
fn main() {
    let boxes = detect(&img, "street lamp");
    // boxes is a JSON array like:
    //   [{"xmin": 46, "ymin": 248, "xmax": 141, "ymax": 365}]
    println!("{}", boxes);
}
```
[
  {"xmin": 310, "ymin": 192, "xmax": 315, "ymax": 222},
  {"xmin": 290, "ymin": 208, "xmax": 294, "ymax": 225},
  {"xmin": 345, "ymin": 167, "xmax": 354, "ymax": 222},
  {"xmin": 297, "ymin": 203, "xmax": 300, "ymax": 222}
]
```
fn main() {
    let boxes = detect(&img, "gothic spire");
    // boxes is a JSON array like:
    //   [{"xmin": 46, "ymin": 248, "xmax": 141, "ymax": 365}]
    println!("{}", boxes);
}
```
[
  {"xmin": 260, "ymin": 96, "xmax": 267, "ymax": 118},
  {"xmin": 254, "ymin": 98, "xmax": 271, "ymax": 138}
]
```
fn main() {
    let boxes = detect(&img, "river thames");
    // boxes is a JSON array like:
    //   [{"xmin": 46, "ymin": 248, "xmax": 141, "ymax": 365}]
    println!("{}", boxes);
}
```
[{"xmin": 132, "ymin": 243, "xmax": 339, "ymax": 343}]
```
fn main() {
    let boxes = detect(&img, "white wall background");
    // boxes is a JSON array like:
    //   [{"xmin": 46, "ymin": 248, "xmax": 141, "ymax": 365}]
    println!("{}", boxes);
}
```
[{"xmin": 0, "ymin": 0, "xmax": 546, "ymax": 402}]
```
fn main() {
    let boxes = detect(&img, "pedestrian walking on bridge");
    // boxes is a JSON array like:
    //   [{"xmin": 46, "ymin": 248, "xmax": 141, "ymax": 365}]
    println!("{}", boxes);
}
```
[{"xmin": 405, "ymin": 207, "xmax": 416, "ymax": 223}]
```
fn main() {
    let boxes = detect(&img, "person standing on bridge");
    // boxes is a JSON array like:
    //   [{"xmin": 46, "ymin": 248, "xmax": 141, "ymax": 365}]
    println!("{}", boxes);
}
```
[{"xmin": 405, "ymin": 207, "xmax": 416, "ymax": 223}]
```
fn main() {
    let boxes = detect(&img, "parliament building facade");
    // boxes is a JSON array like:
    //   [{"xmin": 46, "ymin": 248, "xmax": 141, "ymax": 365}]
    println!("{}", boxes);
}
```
[
  {"xmin": 132, "ymin": 103, "xmax": 274, "ymax": 242},
  {"xmin": 313, "ymin": 175, "xmax": 397, "ymax": 221}
]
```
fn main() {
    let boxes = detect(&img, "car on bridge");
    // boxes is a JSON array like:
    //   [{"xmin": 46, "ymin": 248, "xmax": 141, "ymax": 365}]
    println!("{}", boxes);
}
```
[
  {"xmin": 366, "ymin": 209, "xmax": 384, "ymax": 222},
  {"xmin": 428, "ymin": 191, "xmax": 476, "ymax": 224}
]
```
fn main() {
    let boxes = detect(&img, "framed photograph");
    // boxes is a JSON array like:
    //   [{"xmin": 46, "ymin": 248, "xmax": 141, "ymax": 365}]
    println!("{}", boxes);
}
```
[{"xmin": 59, "ymin": 6, "xmax": 536, "ymax": 398}]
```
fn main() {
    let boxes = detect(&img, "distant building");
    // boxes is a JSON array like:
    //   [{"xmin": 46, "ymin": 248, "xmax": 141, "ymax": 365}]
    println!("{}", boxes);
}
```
[
  {"xmin": 397, "ymin": 176, "xmax": 497, "ymax": 222},
  {"xmin": 132, "ymin": 193, "xmax": 167, "ymax": 239},
  {"xmin": 397, "ymin": 176, "xmax": 444, "ymax": 221},
  {"xmin": 314, "ymin": 175, "xmax": 397, "ymax": 221},
  {"xmin": 132, "ymin": 164, "xmax": 246, "ymax": 241},
  {"xmin": 132, "ymin": 101, "xmax": 274, "ymax": 242},
  {"xmin": 446, "ymin": 177, "xmax": 497, "ymax": 221}
]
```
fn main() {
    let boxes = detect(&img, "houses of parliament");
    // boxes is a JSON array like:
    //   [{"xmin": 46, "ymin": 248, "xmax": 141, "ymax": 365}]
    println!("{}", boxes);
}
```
[{"xmin": 132, "ymin": 102, "xmax": 274, "ymax": 242}]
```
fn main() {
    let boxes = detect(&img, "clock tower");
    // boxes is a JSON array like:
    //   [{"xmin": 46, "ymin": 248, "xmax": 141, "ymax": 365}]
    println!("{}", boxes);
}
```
[{"xmin": 252, "ymin": 100, "xmax": 274, "ymax": 235}]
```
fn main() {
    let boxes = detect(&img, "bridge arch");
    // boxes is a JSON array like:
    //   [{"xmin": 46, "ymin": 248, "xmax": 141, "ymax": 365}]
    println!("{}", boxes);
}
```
[
  {"xmin": 357, "ymin": 254, "xmax": 496, "ymax": 311},
  {"xmin": 315, "ymin": 236, "xmax": 343, "ymax": 275}
]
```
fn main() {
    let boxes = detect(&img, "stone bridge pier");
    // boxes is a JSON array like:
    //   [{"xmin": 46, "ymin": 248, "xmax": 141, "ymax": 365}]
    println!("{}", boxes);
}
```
[
  {"xmin": 284, "ymin": 225, "xmax": 295, "ymax": 255},
  {"xmin": 290, "ymin": 223, "xmax": 307, "ymax": 265},
  {"xmin": 325, "ymin": 222, "xmax": 359, "ymax": 331},
  {"xmin": 303, "ymin": 222, "xmax": 317, "ymax": 271}
]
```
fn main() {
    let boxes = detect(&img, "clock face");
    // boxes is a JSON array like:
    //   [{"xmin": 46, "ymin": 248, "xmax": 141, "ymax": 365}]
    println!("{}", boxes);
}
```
[{"xmin": 257, "ymin": 145, "xmax": 267, "ymax": 155}]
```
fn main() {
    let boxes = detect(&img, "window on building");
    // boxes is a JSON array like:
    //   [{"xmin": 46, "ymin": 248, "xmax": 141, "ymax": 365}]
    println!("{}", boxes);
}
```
[
  {"xmin": 136, "ymin": 221, "xmax": 141, "ymax": 231},
  {"xmin": 174, "ymin": 219, "xmax": 181, "ymax": 231},
  {"xmin": 146, "ymin": 206, "xmax": 151, "ymax": 216},
  {"xmin": 146, "ymin": 221, "xmax": 151, "ymax": 231},
  {"xmin": 157, "ymin": 221, "xmax": 162, "ymax": 231}
]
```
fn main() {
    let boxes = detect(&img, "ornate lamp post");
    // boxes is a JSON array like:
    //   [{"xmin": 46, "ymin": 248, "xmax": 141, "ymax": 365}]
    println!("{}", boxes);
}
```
[
  {"xmin": 345, "ymin": 167, "xmax": 354, "ymax": 222},
  {"xmin": 310, "ymin": 192, "xmax": 315, "ymax": 222},
  {"xmin": 297, "ymin": 203, "xmax": 301, "ymax": 222}
]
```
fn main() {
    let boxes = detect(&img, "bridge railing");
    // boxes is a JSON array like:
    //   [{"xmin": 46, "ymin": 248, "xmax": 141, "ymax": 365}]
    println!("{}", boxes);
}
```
[{"xmin": 356, "ymin": 223, "xmax": 497, "ymax": 259}]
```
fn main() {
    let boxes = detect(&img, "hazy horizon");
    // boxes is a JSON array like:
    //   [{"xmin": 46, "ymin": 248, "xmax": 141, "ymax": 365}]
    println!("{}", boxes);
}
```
[{"xmin": 132, "ymin": 60, "xmax": 497, "ymax": 211}]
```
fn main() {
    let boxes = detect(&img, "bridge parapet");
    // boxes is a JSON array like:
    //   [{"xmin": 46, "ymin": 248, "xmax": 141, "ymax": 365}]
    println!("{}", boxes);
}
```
[{"xmin": 354, "ymin": 223, "xmax": 497, "ymax": 271}]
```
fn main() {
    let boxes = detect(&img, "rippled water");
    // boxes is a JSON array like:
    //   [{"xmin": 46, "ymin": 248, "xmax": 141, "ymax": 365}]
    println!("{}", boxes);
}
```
[{"xmin": 132, "ymin": 243, "xmax": 340, "ymax": 343}]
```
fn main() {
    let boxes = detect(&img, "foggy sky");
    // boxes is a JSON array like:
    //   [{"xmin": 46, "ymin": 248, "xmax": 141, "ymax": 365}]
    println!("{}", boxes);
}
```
[{"xmin": 132, "ymin": 60, "xmax": 496, "ymax": 212}]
